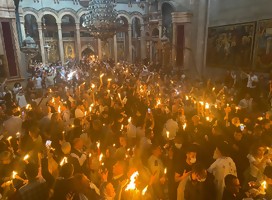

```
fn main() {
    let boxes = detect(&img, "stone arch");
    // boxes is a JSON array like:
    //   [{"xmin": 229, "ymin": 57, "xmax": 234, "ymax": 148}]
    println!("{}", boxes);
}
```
[
  {"xmin": 37, "ymin": 8, "xmax": 60, "ymax": 23},
  {"xmin": 130, "ymin": 12, "xmax": 144, "ymax": 25},
  {"xmin": 117, "ymin": 13, "xmax": 131, "ymax": 24},
  {"xmin": 22, "ymin": 10, "xmax": 39, "ymax": 22},
  {"xmin": 77, "ymin": 8, "xmax": 88, "ymax": 19},
  {"xmin": 161, "ymin": 1, "xmax": 176, "ymax": 12},
  {"xmin": 81, "ymin": 44, "xmax": 96, "ymax": 55},
  {"xmin": 58, "ymin": 9, "xmax": 79, "ymax": 24}
]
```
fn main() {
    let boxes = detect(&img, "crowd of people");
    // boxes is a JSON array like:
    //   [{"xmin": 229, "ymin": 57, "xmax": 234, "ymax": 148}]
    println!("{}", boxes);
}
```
[{"xmin": 0, "ymin": 55, "xmax": 272, "ymax": 200}]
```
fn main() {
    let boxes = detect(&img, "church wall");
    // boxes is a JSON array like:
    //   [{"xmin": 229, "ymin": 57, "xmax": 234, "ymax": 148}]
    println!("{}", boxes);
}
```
[
  {"xmin": 206, "ymin": 0, "xmax": 272, "ymax": 75},
  {"xmin": 209, "ymin": 0, "xmax": 272, "ymax": 27}
]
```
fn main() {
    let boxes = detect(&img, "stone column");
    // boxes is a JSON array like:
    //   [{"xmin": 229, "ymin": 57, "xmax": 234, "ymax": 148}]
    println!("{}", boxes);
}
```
[
  {"xmin": 113, "ymin": 34, "xmax": 118, "ymax": 65},
  {"xmin": 75, "ymin": 23, "xmax": 81, "ymax": 60},
  {"xmin": 158, "ymin": 20, "xmax": 162, "ymax": 39},
  {"xmin": 20, "ymin": 20, "xmax": 26, "ymax": 40},
  {"xmin": 172, "ymin": 22, "xmax": 177, "ymax": 67},
  {"xmin": 140, "ymin": 26, "xmax": 146, "ymax": 60},
  {"xmin": 97, "ymin": 38, "xmax": 102, "ymax": 59},
  {"xmin": 57, "ymin": 23, "xmax": 64, "ymax": 65},
  {"xmin": 149, "ymin": 41, "xmax": 153, "ymax": 62},
  {"xmin": 128, "ymin": 24, "xmax": 132, "ymax": 63},
  {"xmin": 193, "ymin": 0, "xmax": 210, "ymax": 77},
  {"xmin": 37, "ymin": 22, "xmax": 45, "ymax": 64}
]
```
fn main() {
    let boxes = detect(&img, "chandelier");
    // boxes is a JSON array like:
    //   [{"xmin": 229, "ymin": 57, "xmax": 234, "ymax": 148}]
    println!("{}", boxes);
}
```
[{"xmin": 82, "ymin": 0, "xmax": 122, "ymax": 41}]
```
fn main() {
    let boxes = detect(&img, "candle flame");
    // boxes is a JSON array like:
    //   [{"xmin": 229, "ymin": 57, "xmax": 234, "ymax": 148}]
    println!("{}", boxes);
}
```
[
  {"xmin": 16, "ymin": 132, "xmax": 20, "ymax": 138},
  {"xmin": 7, "ymin": 136, "xmax": 12, "ymax": 141},
  {"xmin": 212, "ymin": 87, "xmax": 215, "ymax": 91},
  {"xmin": 52, "ymin": 98, "xmax": 55, "ymax": 104},
  {"xmin": 262, "ymin": 180, "xmax": 267, "ymax": 189},
  {"xmin": 107, "ymin": 78, "xmax": 112, "ymax": 82},
  {"xmin": 12, "ymin": 171, "xmax": 17, "ymax": 179},
  {"xmin": 185, "ymin": 96, "xmax": 189, "ymax": 100},
  {"xmin": 23, "ymin": 154, "xmax": 29, "ymax": 161},
  {"xmin": 166, "ymin": 131, "xmax": 170, "ymax": 138},
  {"xmin": 125, "ymin": 171, "xmax": 139, "ymax": 191},
  {"xmin": 91, "ymin": 84, "xmax": 95, "ymax": 89},
  {"xmin": 100, "ymin": 73, "xmax": 104, "ymax": 78},
  {"xmin": 58, "ymin": 105, "xmax": 61, "ymax": 113},
  {"xmin": 99, "ymin": 154, "xmax": 103, "ymax": 162},
  {"xmin": 97, "ymin": 141, "xmax": 100, "ymax": 149},
  {"xmin": 128, "ymin": 117, "xmax": 131, "ymax": 123},
  {"xmin": 26, "ymin": 104, "xmax": 31, "ymax": 110},
  {"xmin": 60, "ymin": 157, "xmax": 68, "ymax": 166},
  {"xmin": 205, "ymin": 103, "xmax": 210, "ymax": 109},
  {"xmin": 142, "ymin": 186, "xmax": 148, "ymax": 195},
  {"xmin": 164, "ymin": 168, "xmax": 167, "ymax": 174},
  {"xmin": 84, "ymin": 111, "xmax": 87, "ymax": 116},
  {"xmin": 183, "ymin": 123, "xmax": 187, "ymax": 131}
]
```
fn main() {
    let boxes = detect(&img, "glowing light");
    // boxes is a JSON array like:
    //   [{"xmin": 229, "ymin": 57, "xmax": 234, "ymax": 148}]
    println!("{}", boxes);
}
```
[
  {"xmin": 60, "ymin": 157, "xmax": 68, "ymax": 166},
  {"xmin": 128, "ymin": 117, "xmax": 132, "ymax": 123},
  {"xmin": 185, "ymin": 96, "xmax": 189, "ymax": 100},
  {"xmin": 7, "ymin": 136, "xmax": 12, "ymax": 141},
  {"xmin": 97, "ymin": 141, "xmax": 100, "ymax": 149},
  {"xmin": 16, "ymin": 132, "xmax": 20, "ymax": 138},
  {"xmin": 26, "ymin": 104, "xmax": 31, "ymax": 110},
  {"xmin": 23, "ymin": 154, "xmax": 29, "ymax": 161},
  {"xmin": 262, "ymin": 181, "xmax": 267, "ymax": 189},
  {"xmin": 91, "ymin": 84, "xmax": 95, "ymax": 89},
  {"xmin": 183, "ymin": 123, "xmax": 187, "ymax": 131},
  {"xmin": 166, "ymin": 131, "xmax": 170, "ymax": 139},
  {"xmin": 107, "ymin": 78, "xmax": 112, "ymax": 82},
  {"xmin": 99, "ymin": 154, "xmax": 103, "ymax": 162},
  {"xmin": 125, "ymin": 171, "xmax": 139, "ymax": 191},
  {"xmin": 100, "ymin": 73, "xmax": 104, "ymax": 78},
  {"xmin": 164, "ymin": 168, "xmax": 167, "ymax": 174},
  {"xmin": 212, "ymin": 87, "xmax": 215, "ymax": 91},
  {"xmin": 205, "ymin": 103, "xmax": 210, "ymax": 109},
  {"xmin": 58, "ymin": 105, "xmax": 61, "ymax": 113},
  {"xmin": 12, "ymin": 171, "xmax": 17, "ymax": 179},
  {"xmin": 142, "ymin": 186, "xmax": 148, "ymax": 195}
]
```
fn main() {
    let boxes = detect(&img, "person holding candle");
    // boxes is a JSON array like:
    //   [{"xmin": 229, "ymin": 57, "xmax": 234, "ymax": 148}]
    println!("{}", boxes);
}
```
[{"xmin": 177, "ymin": 163, "xmax": 209, "ymax": 200}]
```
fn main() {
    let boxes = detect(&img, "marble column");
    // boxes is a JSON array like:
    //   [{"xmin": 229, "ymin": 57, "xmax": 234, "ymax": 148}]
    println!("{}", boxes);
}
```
[
  {"xmin": 113, "ymin": 34, "xmax": 118, "ymax": 64},
  {"xmin": 149, "ymin": 41, "xmax": 153, "ymax": 63},
  {"xmin": 75, "ymin": 23, "xmax": 81, "ymax": 60},
  {"xmin": 97, "ymin": 38, "xmax": 102, "ymax": 59},
  {"xmin": 57, "ymin": 23, "xmax": 64, "ymax": 65},
  {"xmin": 20, "ymin": 20, "xmax": 26, "ymax": 40},
  {"xmin": 172, "ymin": 22, "xmax": 177, "ymax": 67},
  {"xmin": 140, "ymin": 26, "xmax": 146, "ymax": 60},
  {"xmin": 37, "ymin": 22, "xmax": 45, "ymax": 64},
  {"xmin": 128, "ymin": 24, "xmax": 132, "ymax": 63},
  {"xmin": 158, "ymin": 20, "xmax": 162, "ymax": 39}
]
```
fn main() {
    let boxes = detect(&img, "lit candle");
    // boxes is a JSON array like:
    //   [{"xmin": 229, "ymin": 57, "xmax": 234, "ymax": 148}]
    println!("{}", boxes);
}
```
[
  {"xmin": 164, "ymin": 168, "xmax": 167, "ymax": 174},
  {"xmin": 142, "ymin": 186, "xmax": 148, "ymax": 196},
  {"xmin": 23, "ymin": 154, "xmax": 29, "ymax": 161},
  {"xmin": 12, "ymin": 171, "xmax": 17, "ymax": 179},
  {"xmin": 125, "ymin": 171, "xmax": 139, "ymax": 191},
  {"xmin": 97, "ymin": 141, "xmax": 100, "ymax": 149},
  {"xmin": 99, "ymin": 153, "xmax": 103, "ymax": 162},
  {"xmin": 60, "ymin": 157, "xmax": 68, "ymax": 166},
  {"xmin": 7, "ymin": 136, "xmax": 12, "ymax": 142},
  {"xmin": 16, "ymin": 132, "xmax": 20, "ymax": 138},
  {"xmin": 166, "ymin": 131, "xmax": 170, "ymax": 139},
  {"xmin": 128, "ymin": 117, "xmax": 131, "ymax": 123},
  {"xmin": 58, "ymin": 105, "xmax": 61, "ymax": 113},
  {"xmin": 183, "ymin": 123, "xmax": 187, "ymax": 131}
]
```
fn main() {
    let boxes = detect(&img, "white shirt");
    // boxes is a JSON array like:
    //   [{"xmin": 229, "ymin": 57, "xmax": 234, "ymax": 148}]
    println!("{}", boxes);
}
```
[
  {"xmin": 162, "ymin": 118, "xmax": 179, "ymax": 140},
  {"xmin": 208, "ymin": 157, "xmax": 237, "ymax": 200},
  {"xmin": 246, "ymin": 74, "xmax": 258, "ymax": 88}
]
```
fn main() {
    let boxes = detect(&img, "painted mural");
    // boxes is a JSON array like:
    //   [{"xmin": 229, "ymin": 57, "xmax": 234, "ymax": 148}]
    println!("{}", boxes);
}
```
[
  {"xmin": 254, "ymin": 19, "xmax": 272, "ymax": 71},
  {"xmin": 206, "ymin": 23, "xmax": 255, "ymax": 69}
]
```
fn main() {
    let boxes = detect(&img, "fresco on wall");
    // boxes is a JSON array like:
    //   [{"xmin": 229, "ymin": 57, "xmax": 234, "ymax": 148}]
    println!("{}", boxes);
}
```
[
  {"xmin": 254, "ymin": 19, "xmax": 272, "ymax": 71},
  {"xmin": 64, "ymin": 42, "xmax": 75, "ymax": 60},
  {"xmin": 206, "ymin": 23, "xmax": 255, "ymax": 69}
]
